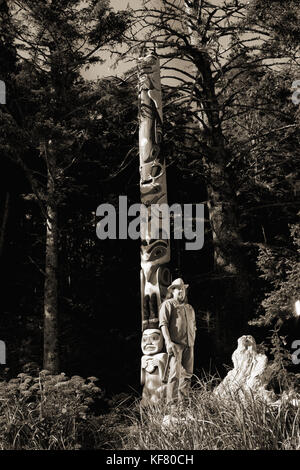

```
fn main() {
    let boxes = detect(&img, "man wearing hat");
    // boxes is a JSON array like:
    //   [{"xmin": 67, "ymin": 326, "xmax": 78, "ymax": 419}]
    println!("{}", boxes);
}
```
[{"xmin": 159, "ymin": 278, "xmax": 196, "ymax": 405}]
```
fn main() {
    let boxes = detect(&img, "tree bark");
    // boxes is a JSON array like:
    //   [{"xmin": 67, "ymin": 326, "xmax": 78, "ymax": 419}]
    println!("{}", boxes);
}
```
[{"xmin": 43, "ymin": 143, "xmax": 59, "ymax": 373}]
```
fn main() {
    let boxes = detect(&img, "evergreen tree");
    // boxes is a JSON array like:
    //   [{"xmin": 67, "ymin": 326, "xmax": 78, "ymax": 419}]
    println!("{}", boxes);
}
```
[{"xmin": 2, "ymin": 0, "xmax": 130, "ymax": 372}]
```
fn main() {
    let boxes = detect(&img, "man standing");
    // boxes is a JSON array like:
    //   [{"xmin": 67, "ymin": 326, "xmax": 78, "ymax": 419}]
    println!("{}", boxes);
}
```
[{"xmin": 159, "ymin": 278, "xmax": 197, "ymax": 405}]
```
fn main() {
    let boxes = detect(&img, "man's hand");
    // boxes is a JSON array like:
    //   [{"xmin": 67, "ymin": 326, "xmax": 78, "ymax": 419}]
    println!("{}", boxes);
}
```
[
  {"xmin": 166, "ymin": 341, "xmax": 176, "ymax": 356},
  {"xmin": 160, "ymin": 325, "xmax": 176, "ymax": 356}
]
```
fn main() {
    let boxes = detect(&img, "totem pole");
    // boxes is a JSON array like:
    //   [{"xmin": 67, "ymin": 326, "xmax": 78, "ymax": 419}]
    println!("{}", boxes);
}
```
[{"xmin": 137, "ymin": 49, "xmax": 171, "ymax": 404}]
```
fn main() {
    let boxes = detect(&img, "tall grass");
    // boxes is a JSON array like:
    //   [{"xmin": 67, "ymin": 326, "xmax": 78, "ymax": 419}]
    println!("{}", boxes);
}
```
[
  {"xmin": 120, "ymin": 376, "xmax": 300, "ymax": 450},
  {"xmin": 0, "ymin": 372, "xmax": 299, "ymax": 450}
]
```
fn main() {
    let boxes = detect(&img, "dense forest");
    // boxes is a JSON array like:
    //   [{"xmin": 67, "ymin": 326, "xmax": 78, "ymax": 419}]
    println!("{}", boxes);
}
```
[{"xmin": 0, "ymin": 0, "xmax": 299, "ymax": 403}]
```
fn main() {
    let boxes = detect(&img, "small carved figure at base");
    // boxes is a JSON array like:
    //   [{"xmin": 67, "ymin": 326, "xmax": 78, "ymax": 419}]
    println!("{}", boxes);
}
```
[{"xmin": 141, "ymin": 328, "xmax": 168, "ymax": 406}]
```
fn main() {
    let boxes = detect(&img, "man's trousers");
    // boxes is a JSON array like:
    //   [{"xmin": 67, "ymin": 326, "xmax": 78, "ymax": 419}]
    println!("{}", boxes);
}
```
[{"xmin": 166, "ymin": 342, "xmax": 194, "ymax": 404}]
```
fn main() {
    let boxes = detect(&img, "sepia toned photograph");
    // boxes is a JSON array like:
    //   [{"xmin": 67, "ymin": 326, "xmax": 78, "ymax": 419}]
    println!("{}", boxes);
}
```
[{"xmin": 0, "ymin": 0, "xmax": 299, "ymax": 454}]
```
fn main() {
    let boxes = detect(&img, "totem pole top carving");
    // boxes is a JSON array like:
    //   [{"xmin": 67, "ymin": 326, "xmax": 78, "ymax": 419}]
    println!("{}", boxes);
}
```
[
  {"xmin": 137, "ymin": 50, "xmax": 163, "ymax": 124},
  {"xmin": 137, "ymin": 51, "xmax": 166, "ymax": 208}
]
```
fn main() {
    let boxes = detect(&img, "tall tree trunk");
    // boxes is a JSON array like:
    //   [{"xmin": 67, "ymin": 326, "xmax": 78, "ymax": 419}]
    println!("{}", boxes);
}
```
[
  {"xmin": 43, "ymin": 143, "xmax": 59, "ymax": 373},
  {"xmin": 201, "ymin": 59, "xmax": 251, "ymax": 350},
  {"xmin": 184, "ymin": 3, "xmax": 252, "ymax": 356},
  {"xmin": 204, "ymin": 144, "xmax": 251, "ymax": 356}
]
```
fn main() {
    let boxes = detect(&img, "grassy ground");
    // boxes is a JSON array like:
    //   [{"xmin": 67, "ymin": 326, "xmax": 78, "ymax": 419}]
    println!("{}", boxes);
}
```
[
  {"xmin": 0, "ymin": 372, "xmax": 299, "ymax": 450},
  {"xmin": 116, "ymin": 378, "xmax": 300, "ymax": 451}
]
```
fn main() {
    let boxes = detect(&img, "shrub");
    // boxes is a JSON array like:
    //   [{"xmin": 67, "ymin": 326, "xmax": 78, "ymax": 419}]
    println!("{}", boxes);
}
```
[{"xmin": 0, "ymin": 370, "xmax": 103, "ymax": 450}]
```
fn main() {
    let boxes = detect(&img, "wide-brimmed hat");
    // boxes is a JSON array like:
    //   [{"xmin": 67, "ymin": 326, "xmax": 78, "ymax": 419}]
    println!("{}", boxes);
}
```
[{"xmin": 167, "ymin": 278, "xmax": 189, "ymax": 293}]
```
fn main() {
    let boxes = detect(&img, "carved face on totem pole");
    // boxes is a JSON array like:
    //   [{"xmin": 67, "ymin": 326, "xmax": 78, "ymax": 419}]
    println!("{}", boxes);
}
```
[
  {"xmin": 141, "ymin": 329, "xmax": 164, "ymax": 356},
  {"xmin": 140, "ymin": 328, "xmax": 167, "ymax": 404}
]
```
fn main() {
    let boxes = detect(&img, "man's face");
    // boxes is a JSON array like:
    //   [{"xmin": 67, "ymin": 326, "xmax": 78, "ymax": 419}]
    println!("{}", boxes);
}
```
[
  {"xmin": 141, "ymin": 329, "xmax": 163, "ymax": 355},
  {"xmin": 173, "ymin": 286, "xmax": 186, "ymax": 303}
]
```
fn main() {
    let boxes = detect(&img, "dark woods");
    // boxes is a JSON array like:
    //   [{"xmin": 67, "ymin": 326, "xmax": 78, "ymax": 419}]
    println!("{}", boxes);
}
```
[{"xmin": 0, "ymin": 0, "xmax": 299, "ymax": 398}]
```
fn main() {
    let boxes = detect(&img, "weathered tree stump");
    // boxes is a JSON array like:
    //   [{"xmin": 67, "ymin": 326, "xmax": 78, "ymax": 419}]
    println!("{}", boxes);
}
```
[{"xmin": 214, "ymin": 335, "xmax": 276, "ymax": 402}]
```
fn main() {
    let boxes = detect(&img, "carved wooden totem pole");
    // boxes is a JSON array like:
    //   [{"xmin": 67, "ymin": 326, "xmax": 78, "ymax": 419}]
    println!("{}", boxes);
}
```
[{"xmin": 137, "ymin": 50, "xmax": 171, "ymax": 404}]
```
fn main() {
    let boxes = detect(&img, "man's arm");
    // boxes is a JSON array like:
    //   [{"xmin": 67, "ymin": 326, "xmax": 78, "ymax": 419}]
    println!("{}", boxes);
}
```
[
  {"xmin": 159, "ymin": 301, "xmax": 175, "ymax": 355},
  {"xmin": 161, "ymin": 325, "xmax": 176, "ymax": 356},
  {"xmin": 192, "ymin": 306, "xmax": 197, "ymax": 331},
  {"xmin": 159, "ymin": 300, "xmax": 177, "ymax": 355}
]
